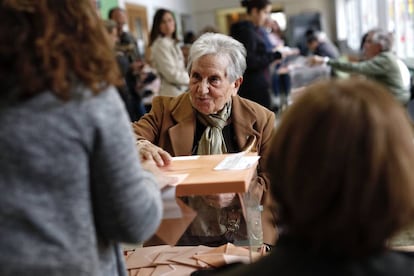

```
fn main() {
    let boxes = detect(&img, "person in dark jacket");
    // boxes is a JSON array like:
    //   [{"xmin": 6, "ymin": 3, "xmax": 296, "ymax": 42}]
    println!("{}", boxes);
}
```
[
  {"xmin": 306, "ymin": 30, "xmax": 340, "ymax": 59},
  {"xmin": 193, "ymin": 79, "xmax": 414, "ymax": 276},
  {"xmin": 230, "ymin": 0, "xmax": 282, "ymax": 109},
  {"xmin": 108, "ymin": 7, "xmax": 141, "ymax": 62}
]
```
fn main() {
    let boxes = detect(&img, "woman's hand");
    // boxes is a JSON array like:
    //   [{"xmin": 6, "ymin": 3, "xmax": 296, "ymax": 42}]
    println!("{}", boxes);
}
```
[{"xmin": 136, "ymin": 139, "xmax": 172, "ymax": 167}]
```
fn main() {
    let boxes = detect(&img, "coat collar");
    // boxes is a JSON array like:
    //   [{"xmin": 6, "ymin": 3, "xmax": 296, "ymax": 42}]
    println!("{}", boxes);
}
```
[
  {"xmin": 231, "ymin": 95, "xmax": 261, "ymax": 151},
  {"xmin": 169, "ymin": 93, "xmax": 196, "ymax": 155},
  {"xmin": 168, "ymin": 94, "xmax": 260, "ymax": 155}
]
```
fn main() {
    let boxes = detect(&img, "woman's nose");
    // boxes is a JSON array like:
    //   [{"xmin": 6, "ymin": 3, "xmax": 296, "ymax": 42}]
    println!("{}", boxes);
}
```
[{"xmin": 198, "ymin": 80, "xmax": 209, "ymax": 94}]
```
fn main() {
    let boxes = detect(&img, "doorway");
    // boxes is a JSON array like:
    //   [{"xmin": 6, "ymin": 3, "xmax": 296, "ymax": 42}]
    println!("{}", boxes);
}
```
[
  {"xmin": 215, "ymin": 4, "xmax": 284, "ymax": 35},
  {"xmin": 125, "ymin": 3, "xmax": 149, "ymax": 61}
]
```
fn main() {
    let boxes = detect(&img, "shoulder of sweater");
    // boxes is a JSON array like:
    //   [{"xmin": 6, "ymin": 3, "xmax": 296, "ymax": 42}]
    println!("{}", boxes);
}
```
[
  {"xmin": 86, "ymin": 86, "xmax": 125, "ymax": 118},
  {"xmin": 375, "ymin": 51, "xmax": 398, "ymax": 60},
  {"xmin": 372, "ymin": 51, "xmax": 398, "ymax": 65}
]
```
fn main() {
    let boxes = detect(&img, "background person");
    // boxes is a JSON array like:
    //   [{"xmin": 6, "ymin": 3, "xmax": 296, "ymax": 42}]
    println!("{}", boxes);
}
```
[
  {"xmin": 103, "ymin": 19, "xmax": 144, "ymax": 121},
  {"xmin": 108, "ymin": 7, "xmax": 140, "ymax": 62},
  {"xmin": 149, "ymin": 8, "xmax": 189, "ymax": 97},
  {"xmin": 0, "ymin": 1, "xmax": 162, "ymax": 275},
  {"xmin": 198, "ymin": 79, "xmax": 414, "ymax": 275},
  {"xmin": 182, "ymin": 31, "xmax": 197, "ymax": 66},
  {"xmin": 306, "ymin": 30, "xmax": 340, "ymax": 59},
  {"xmin": 347, "ymin": 29, "xmax": 382, "ymax": 62},
  {"xmin": 260, "ymin": 17, "xmax": 295, "ymax": 109},
  {"xmin": 230, "ymin": 0, "xmax": 283, "ymax": 109},
  {"xmin": 108, "ymin": 8, "xmax": 157, "ymax": 119},
  {"xmin": 132, "ymin": 33, "xmax": 277, "ymax": 248},
  {"xmin": 310, "ymin": 29, "xmax": 410, "ymax": 105}
]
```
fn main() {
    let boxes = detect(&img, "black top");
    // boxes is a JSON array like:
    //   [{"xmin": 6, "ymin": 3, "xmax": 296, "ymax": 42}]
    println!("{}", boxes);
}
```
[
  {"xmin": 230, "ymin": 21, "xmax": 281, "ymax": 109},
  {"xmin": 192, "ymin": 236, "xmax": 414, "ymax": 276}
]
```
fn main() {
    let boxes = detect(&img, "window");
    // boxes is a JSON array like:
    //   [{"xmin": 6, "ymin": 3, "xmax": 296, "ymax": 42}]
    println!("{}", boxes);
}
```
[
  {"xmin": 344, "ymin": 0, "xmax": 361, "ymax": 50},
  {"xmin": 271, "ymin": 12, "xmax": 287, "ymax": 31},
  {"xmin": 336, "ymin": 0, "xmax": 413, "ymax": 58},
  {"xmin": 388, "ymin": 0, "xmax": 414, "ymax": 58}
]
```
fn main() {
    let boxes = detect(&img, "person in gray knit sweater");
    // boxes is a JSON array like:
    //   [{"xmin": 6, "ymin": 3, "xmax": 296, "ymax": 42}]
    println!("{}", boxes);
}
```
[{"xmin": 0, "ymin": 1, "xmax": 163, "ymax": 275}]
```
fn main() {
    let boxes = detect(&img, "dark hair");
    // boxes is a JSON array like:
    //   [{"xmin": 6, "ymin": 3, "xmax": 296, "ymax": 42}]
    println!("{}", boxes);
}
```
[
  {"xmin": 149, "ymin": 9, "xmax": 177, "ymax": 46},
  {"xmin": 305, "ymin": 28, "xmax": 317, "ymax": 39},
  {"xmin": 306, "ymin": 34, "xmax": 318, "ymax": 44},
  {"xmin": 267, "ymin": 79, "xmax": 414, "ymax": 257},
  {"xmin": 241, "ymin": 0, "xmax": 271, "ymax": 14},
  {"xmin": 0, "ymin": 0, "xmax": 121, "ymax": 102},
  {"xmin": 360, "ymin": 32, "xmax": 370, "ymax": 51},
  {"xmin": 183, "ymin": 31, "xmax": 196, "ymax": 44},
  {"xmin": 108, "ymin": 7, "xmax": 123, "ymax": 20}
]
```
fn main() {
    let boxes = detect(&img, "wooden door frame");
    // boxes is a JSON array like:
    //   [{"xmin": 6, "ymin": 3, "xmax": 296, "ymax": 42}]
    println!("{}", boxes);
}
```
[{"xmin": 125, "ymin": 3, "xmax": 149, "ymax": 61}]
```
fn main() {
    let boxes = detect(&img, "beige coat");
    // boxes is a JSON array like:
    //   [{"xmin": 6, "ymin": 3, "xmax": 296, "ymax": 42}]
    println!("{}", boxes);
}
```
[
  {"xmin": 133, "ymin": 93, "xmax": 278, "ymax": 244},
  {"xmin": 150, "ymin": 37, "xmax": 189, "ymax": 97}
]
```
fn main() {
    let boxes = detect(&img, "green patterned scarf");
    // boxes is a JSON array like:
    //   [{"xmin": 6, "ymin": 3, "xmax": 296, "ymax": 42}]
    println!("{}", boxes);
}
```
[{"xmin": 196, "ymin": 101, "xmax": 232, "ymax": 155}]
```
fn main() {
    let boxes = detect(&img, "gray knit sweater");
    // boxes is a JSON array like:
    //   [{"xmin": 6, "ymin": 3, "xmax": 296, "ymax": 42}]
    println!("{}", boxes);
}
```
[{"xmin": 0, "ymin": 86, "xmax": 162, "ymax": 275}]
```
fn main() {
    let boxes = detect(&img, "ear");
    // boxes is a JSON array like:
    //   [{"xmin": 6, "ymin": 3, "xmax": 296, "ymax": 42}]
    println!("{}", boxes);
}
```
[{"xmin": 232, "ymin": 77, "xmax": 243, "ymax": 96}]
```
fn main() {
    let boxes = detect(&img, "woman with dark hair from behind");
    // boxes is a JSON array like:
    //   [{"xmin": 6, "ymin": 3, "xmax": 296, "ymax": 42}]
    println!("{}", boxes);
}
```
[
  {"xmin": 149, "ymin": 8, "xmax": 189, "ymax": 97},
  {"xmin": 0, "ymin": 1, "xmax": 163, "ymax": 275},
  {"xmin": 230, "ymin": 0, "xmax": 282, "ymax": 109},
  {"xmin": 197, "ymin": 79, "xmax": 414, "ymax": 275}
]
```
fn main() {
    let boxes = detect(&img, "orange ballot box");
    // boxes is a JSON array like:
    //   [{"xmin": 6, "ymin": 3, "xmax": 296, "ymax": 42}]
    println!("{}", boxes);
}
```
[
  {"xmin": 151, "ymin": 153, "xmax": 262, "ymax": 246},
  {"xmin": 162, "ymin": 153, "xmax": 260, "ymax": 196}
]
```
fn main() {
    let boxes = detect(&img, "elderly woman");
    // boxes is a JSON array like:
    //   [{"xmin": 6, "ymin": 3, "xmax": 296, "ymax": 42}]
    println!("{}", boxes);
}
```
[
  {"xmin": 311, "ymin": 29, "xmax": 410, "ymax": 105},
  {"xmin": 133, "ymin": 33, "xmax": 276, "ymax": 247},
  {"xmin": 199, "ymin": 79, "xmax": 414, "ymax": 275},
  {"xmin": 230, "ymin": 0, "xmax": 283, "ymax": 109}
]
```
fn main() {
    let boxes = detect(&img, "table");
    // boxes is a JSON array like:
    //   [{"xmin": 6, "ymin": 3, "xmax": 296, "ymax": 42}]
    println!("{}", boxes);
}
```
[
  {"xmin": 162, "ymin": 153, "xmax": 259, "ymax": 196},
  {"xmin": 124, "ymin": 243, "xmax": 263, "ymax": 276}
]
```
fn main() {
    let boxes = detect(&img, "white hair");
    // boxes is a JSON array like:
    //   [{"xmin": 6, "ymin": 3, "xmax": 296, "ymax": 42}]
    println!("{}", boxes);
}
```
[{"xmin": 187, "ymin": 33, "xmax": 247, "ymax": 82}]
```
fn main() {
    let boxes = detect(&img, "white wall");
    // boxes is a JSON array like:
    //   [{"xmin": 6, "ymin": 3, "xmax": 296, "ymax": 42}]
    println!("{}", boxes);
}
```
[
  {"xmin": 281, "ymin": 0, "xmax": 336, "ymax": 41},
  {"xmin": 117, "ymin": 0, "xmax": 194, "ymax": 30},
  {"xmin": 116, "ymin": 0, "xmax": 336, "ymax": 40},
  {"xmin": 189, "ymin": 0, "xmax": 336, "ymax": 40}
]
